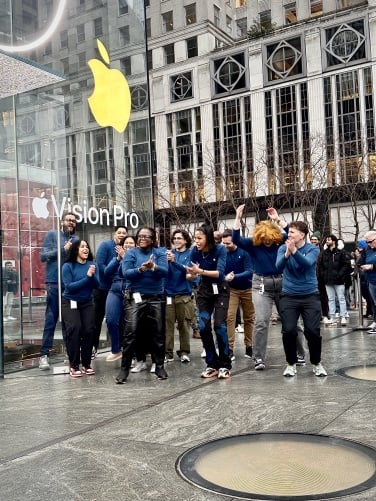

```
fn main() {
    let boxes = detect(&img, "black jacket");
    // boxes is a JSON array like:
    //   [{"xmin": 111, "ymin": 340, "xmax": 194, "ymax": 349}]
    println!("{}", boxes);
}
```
[{"xmin": 319, "ymin": 247, "xmax": 351, "ymax": 285}]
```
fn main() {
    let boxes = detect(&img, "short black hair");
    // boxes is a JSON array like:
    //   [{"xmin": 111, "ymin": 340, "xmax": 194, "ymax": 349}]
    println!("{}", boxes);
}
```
[{"xmin": 222, "ymin": 229, "xmax": 232, "ymax": 238}]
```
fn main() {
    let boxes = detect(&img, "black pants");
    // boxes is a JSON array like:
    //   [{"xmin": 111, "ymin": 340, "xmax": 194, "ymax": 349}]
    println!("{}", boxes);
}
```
[
  {"xmin": 279, "ymin": 292, "xmax": 322, "ymax": 365},
  {"xmin": 92, "ymin": 289, "xmax": 109, "ymax": 350},
  {"xmin": 121, "ymin": 295, "xmax": 166, "ymax": 370},
  {"xmin": 62, "ymin": 298, "xmax": 95, "ymax": 369}
]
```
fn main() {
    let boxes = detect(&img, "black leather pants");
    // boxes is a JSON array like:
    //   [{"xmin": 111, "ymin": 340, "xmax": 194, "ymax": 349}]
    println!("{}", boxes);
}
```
[{"xmin": 121, "ymin": 295, "xmax": 166, "ymax": 370}]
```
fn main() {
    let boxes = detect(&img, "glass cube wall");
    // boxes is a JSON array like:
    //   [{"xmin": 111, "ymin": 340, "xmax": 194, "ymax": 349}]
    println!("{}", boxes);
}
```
[{"xmin": 0, "ymin": 0, "xmax": 152, "ymax": 375}]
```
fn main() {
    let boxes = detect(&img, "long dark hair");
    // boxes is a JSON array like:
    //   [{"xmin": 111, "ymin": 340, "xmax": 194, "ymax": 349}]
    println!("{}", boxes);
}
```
[
  {"xmin": 196, "ymin": 224, "xmax": 216, "ymax": 253},
  {"xmin": 65, "ymin": 240, "xmax": 94, "ymax": 263}
]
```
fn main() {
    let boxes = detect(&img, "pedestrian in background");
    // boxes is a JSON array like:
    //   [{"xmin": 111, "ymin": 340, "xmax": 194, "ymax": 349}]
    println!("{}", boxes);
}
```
[{"xmin": 2, "ymin": 261, "xmax": 18, "ymax": 321}]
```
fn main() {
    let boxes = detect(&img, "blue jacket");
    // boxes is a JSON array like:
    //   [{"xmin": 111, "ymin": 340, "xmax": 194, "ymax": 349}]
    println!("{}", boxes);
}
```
[
  {"xmin": 62, "ymin": 260, "xmax": 99, "ymax": 302},
  {"xmin": 165, "ymin": 248, "xmax": 192, "ymax": 296},
  {"xmin": 232, "ymin": 228, "xmax": 286, "ymax": 276},
  {"xmin": 190, "ymin": 244, "xmax": 227, "ymax": 283},
  {"xmin": 358, "ymin": 245, "xmax": 376, "ymax": 284},
  {"xmin": 40, "ymin": 230, "xmax": 79, "ymax": 283},
  {"xmin": 122, "ymin": 247, "xmax": 168, "ymax": 294},
  {"xmin": 224, "ymin": 246, "xmax": 253, "ymax": 290},
  {"xmin": 95, "ymin": 239, "xmax": 118, "ymax": 290},
  {"xmin": 276, "ymin": 242, "xmax": 319, "ymax": 295}
]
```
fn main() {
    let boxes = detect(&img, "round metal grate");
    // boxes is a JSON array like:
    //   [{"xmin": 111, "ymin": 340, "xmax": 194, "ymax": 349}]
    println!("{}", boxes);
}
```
[
  {"xmin": 337, "ymin": 365, "xmax": 376, "ymax": 382},
  {"xmin": 176, "ymin": 433, "xmax": 376, "ymax": 500}
]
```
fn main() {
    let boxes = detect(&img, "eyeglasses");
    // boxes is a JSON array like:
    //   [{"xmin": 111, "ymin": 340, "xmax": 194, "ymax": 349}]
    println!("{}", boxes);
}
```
[
  {"xmin": 366, "ymin": 238, "xmax": 376, "ymax": 244},
  {"xmin": 138, "ymin": 234, "xmax": 152, "ymax": 239},
  {"xmin": 173, "ymin": 237, "xmax": 184, "ymax": 240}
]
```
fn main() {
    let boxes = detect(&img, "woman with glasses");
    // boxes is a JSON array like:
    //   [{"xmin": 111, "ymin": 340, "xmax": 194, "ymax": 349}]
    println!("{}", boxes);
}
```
[
  {"xmin": 186, "ymin": 224, "xmax": 232, "ymax": 379},
  {"xmin": 358, "ymin": 230, "xmax": 376, "ymax": 334},
  {"xmin": 165, "ymin": 229, "xmax": 193, "ymax": 363},
  {"xmin": 116, "ymin": 227, "xmax": 169, "ymax": 383}
]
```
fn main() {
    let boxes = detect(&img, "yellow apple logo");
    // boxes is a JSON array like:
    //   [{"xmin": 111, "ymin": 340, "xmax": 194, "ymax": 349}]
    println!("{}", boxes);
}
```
[{"xmin": 88, "ymin": 39, "xmax": 131, "ymax": 133}]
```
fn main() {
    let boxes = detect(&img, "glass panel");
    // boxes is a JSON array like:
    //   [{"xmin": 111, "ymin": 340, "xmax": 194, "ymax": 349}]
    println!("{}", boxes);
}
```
[{"xmin": 0, "ymin": 0, "xmax": 151, "ymax": 375}]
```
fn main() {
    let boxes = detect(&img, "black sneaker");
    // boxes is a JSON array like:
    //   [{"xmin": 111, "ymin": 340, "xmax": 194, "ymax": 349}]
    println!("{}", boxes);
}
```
[
  {"xmin": 115, "ymin": 368, "xmax": 129, "ymax": 384},
  {"xmin": 229, "ymin": 349, "xmax": 235, "ymax": 361},
  {"xmin": 245, "ymin": 346, "xmax": 253, "ymax": 359},
  {"xmin": 155, "ymin": 366, "xmax": 169, "ymax": 380},
  {"xmin": 296, "ymin": 356, "xmax": 306, "ymax": 366},
  {"xmin": 254, "ymin": 359, "xmax": 265, "ymax": 370}
]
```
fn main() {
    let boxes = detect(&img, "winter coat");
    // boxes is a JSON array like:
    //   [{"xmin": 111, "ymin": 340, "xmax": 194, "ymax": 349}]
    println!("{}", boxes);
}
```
[{"xmin": 318, "ymin": 247, "xmax": 351, "ymax": 286}]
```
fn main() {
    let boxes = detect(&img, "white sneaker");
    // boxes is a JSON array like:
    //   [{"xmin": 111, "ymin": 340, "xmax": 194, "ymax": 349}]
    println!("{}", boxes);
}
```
[
  {"xmin": 180, "ymin": 354, "xmax": 190, "ymax": 363},
  {"xmin": 235, "ymin": 324, "xmax": 244, "ymax": 333},
  {"xmin": 200, "ymin": 349, "xmax": 206, "ymax": 358},
  {"xmin": 335, "ymin": 313, "xmax": 340, "ymax": 319},
  {"xmin": 323, "ymin": 317, "xmax": 335, "ymax": 325},
  {"xmin": 340, "ymin": 317, "xmax": 347, "ymax": 326},
  {"xmin": 283, "ymin": 364, "xmax": 297, "ymax": 377},
  {"xmin": 368, "ymin": 321, "xmax": 376, "ymax": 329},
  {"xmin": 131, "ymin": 361, "xmax": 147, "ymax": 373},
  {"xmin": 313, "ymin": 363, "xmax": 327, "ymax": 377},
  {"xmin": 39, "ymin": 355, "xmax": 50, "ymax": 370},
  {"xmin": 7, "ymin": 316, "xmax": 16, "ymax": 320},
  {"xmin": 150, "ymin": 363, "xmax": 156, "ymax": 373}
]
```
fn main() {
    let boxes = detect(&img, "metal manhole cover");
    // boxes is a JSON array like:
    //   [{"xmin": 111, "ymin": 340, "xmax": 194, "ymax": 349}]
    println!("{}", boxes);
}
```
[
  {"xmin": 176, "ymin": 432, "xmax": 376, "ymax": 500},
  {"xmin": 337, "ymin": 365, "xmax": 376, "ymax": 382}
]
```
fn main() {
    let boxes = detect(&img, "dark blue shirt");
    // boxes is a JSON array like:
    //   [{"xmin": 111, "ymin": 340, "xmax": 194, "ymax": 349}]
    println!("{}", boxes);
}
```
[
  {"xmin": 62, "ymin": 261, "xmax": 99, "ymax": 302},
  {"xmin": 224, "ymin": 246, "xmax": 253, "ymax": 290},
  {"xmin": 190, "ymin": 244, "xmax": 227, "ymax": 283},
  {"xmin": 165, "ymin": 248, "xmax": 192, "ymax": 296},
  {"xmin": 40, "ymin": 230, "xmax": 79, "ymax": 283},
  {"xmin": 122, "ymin": 247, "xmax": 168, "ymax": 294},
  {"xmin": 232, "ymin": 228, "xmax": 286, "ymax": 276}
]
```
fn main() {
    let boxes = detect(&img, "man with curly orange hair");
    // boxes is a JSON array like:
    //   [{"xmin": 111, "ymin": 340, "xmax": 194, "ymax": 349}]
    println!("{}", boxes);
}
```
[{"xmin": 232, "ymin": 205, "xmax": 288, "ymax": 370}]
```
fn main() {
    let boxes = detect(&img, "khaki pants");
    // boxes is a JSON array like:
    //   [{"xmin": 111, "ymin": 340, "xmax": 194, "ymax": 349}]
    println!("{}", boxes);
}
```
[
  {"xmin": 227, "ymin": 288, "xmax": 255, "ymax": 350},
  {"xmin": 165, "ymin": 295, "xmax": 192, "ymax": 357}
]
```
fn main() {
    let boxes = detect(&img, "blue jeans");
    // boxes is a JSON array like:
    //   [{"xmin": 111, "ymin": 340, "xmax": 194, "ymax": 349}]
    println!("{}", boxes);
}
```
[
  {"xmin": 279, "ymin": 293, "xmax": 322, "ymax": 365},
  {"xmin": 325, "ymin": 284, "xmax": 347, "ymax": 318},
  {"xmin": 40, "ymin": 283, "xmax": 65, "ymax": 356},
  {"xmin": 367, "ymin": 281, "xmax": 376, "ymax": 321},
  {"xmin": 105, "ymin": 282, "xmax": 125, "ymax": 354}
]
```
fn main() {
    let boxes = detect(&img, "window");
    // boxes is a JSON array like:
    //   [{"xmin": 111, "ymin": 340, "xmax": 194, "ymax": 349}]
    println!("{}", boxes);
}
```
[
  {"xmin": 226, "ymin": 16, "xmax": 232, "ymax": 34},
  {"xmin": 266, "ymin": 38, "xmax": 303, "ymax": 82},
  {"xmin": 259, "ymin": 10, "xmax": 271, "ymax": 30},
  {"xmin": 60, "ymin": 30, "xmax": 68, "ymax": 49},
  {"xmin": 284, "ymin": 3, "xmax": 297, "ymax": 25},
  {"xmin": 236, "ymin": 18, "xmax": 247, "ymax": 38},
  {"xmin": 131, "ymin": 85, "xmax": 148, "ymax": 110},
  {"xmin": 324, "ymin": 20, "xmax": 366, "ymax": 68},
  {"xmin": 120, "ymin": 26, "xmax": 130, "ymax": 45},
  {"xmin": 77, "ymin": 24, "xmax": 85, "ymax": 43},
  {"xmin": 164, "ymin": 43, "xmax": 175, "ymax": 65},
  {"xmin": 119, "ymin": 0, "xmax": 128, "ymax": 15},
  {"xmin": 212, "ymin": 52, "xmax": 247, "ymax": 95},
  {"xmin": 44, "ymin": 42, "xmax": 52, "ymax": 55},
  {"xmin": 171, "ymin": 72, "xmax": 193, "ymax": 102},
  {"xmin": 61, "ymin": 57, "xmax": 69, "ymax": 74},
  {"xmin": 186, "ymin": 37, "xmax": 198, "ymax": 58},
  {"xmin": 185, "ymin": 4, "xmax": 196, "ymax": 25},
  {"xmin": 147, "ymin": 50, "xmax": 153, "ymax": 70},
  {"xmin": 146, "ymin": 18, "xmax": 151, "ymax": 38},
  {"xmin": 94, "ymin": 18, "xmax": 103, "ymax": 37},
  {"xmin": 310, "ymin": 0, "xmax": 323, "ymax": 17},
  {"xmin": 121, "ymin": 56, "xmax": 131, "ymax": 75},
  {"xmin": 214, "ymin": 5, "xmax": 220, "ymax": 27},
  {"xmin": 162, "ymin": 11, "xmax": 173, "ymax": 33},
  {"xmin": 78, "ymin": 52, "xmax": 86, "ymax": 68}
]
